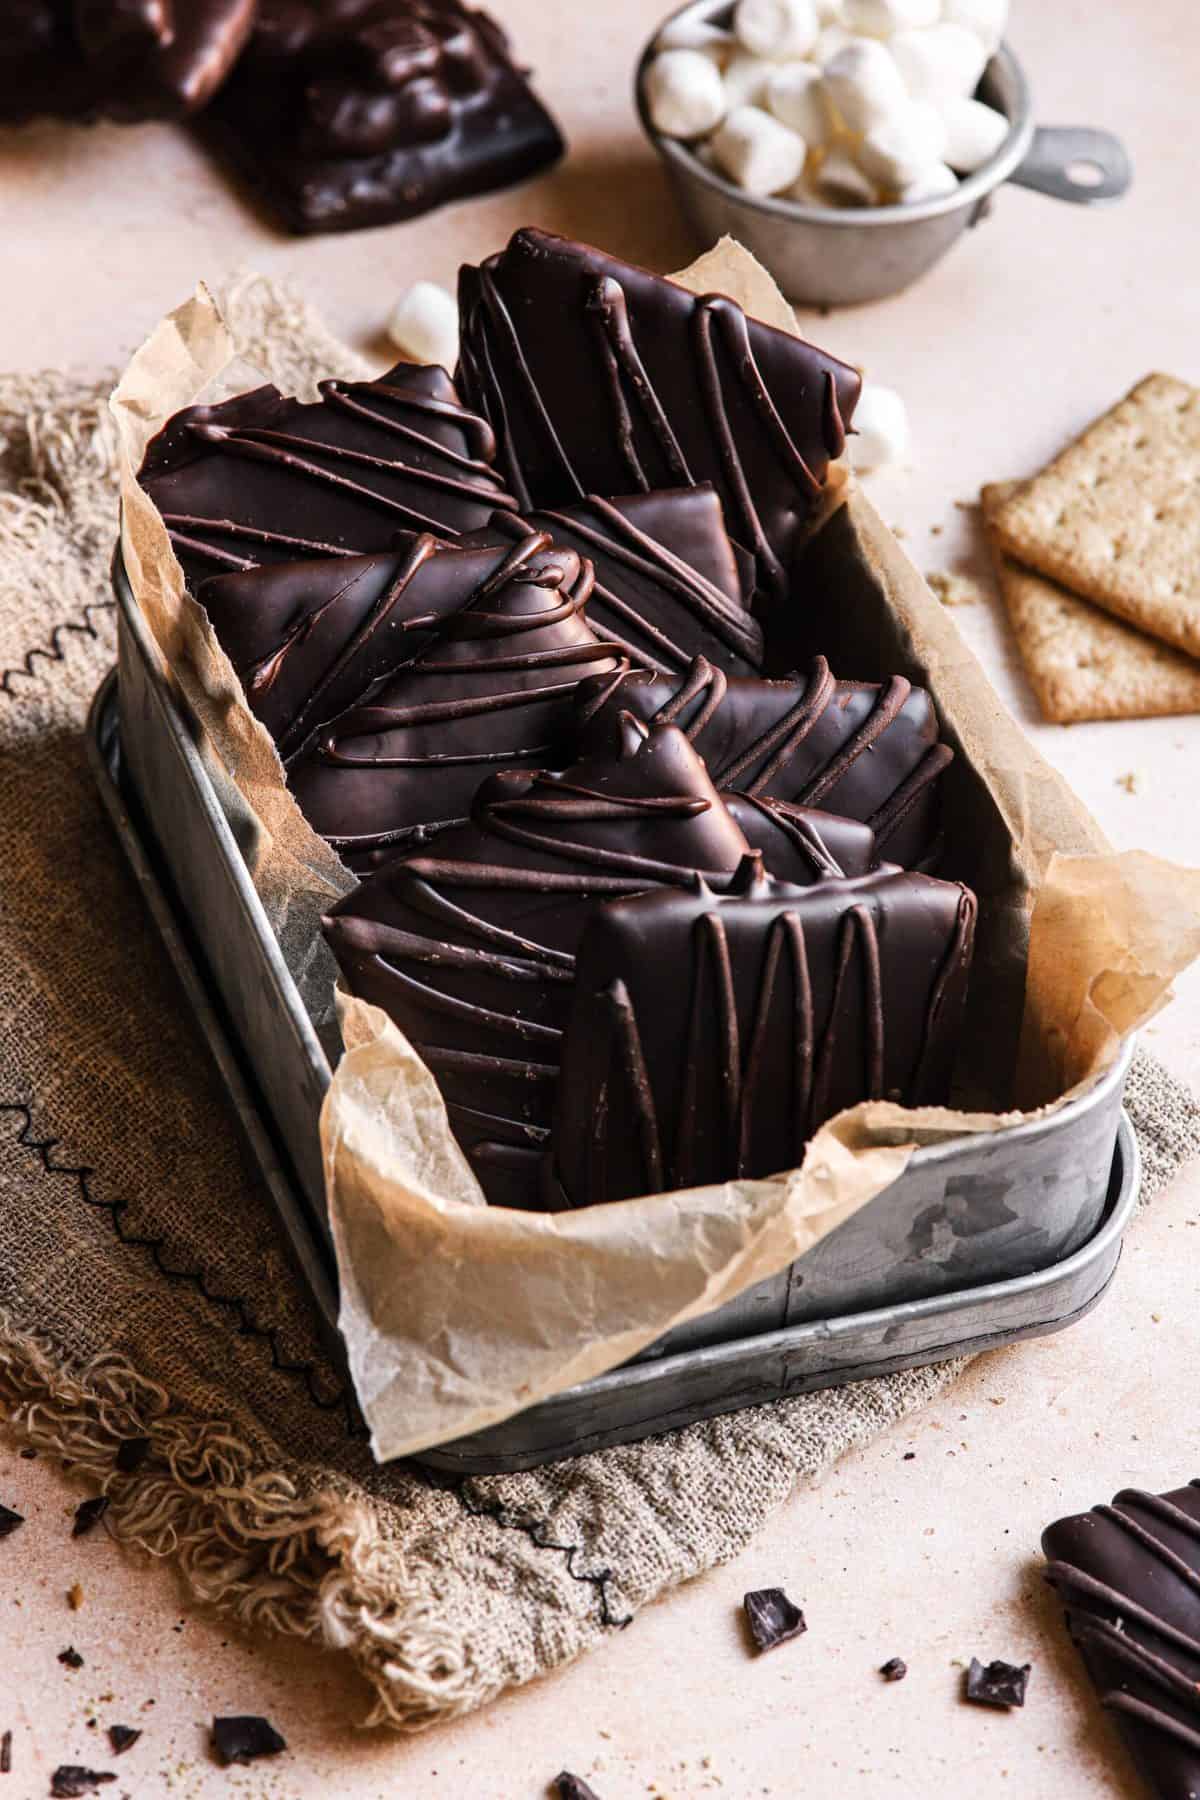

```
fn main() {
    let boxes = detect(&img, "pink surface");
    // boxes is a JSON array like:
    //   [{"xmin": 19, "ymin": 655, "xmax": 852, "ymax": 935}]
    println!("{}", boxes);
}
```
[{"xmin": 3, "ymin": 0, "xmax": 1199, "ymax": 1792}]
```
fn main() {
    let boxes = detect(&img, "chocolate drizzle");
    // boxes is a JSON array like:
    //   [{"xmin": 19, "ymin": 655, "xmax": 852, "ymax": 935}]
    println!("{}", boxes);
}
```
[
  {"xmin": 575, "ymin": 655, "xmax": 952, "ymax": 870},
  {"xmin": 458, "ymin": 228, "xmax": 862, "ymax": 599}
]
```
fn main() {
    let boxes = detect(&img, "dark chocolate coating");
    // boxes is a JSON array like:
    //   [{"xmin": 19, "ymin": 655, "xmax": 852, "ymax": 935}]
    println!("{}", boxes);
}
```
[
  {"xmin": 457, "ymin": 227, "xmax": 861, "ymax": 598},
  {"xmin": 323, "ymin": 719, "xmax": 753, "ymax": 1206},
  {"xmin": 1044, "ymin": 1484, "xmax": 1200, "ymax": 1800},
  {"xmin": 288, "ymin": 534, "xmax": 624, "ymax": 865},
  {"xmin": 550, "ymin": 857, "xmax": 976, "ymax": 1208},
  {"xmin": 0, "ymin": 0, "xmax": 256, "ymax": 123},
  {"xmin": 574, "ymin": 656, "xmax": 952, "ymax": 870},
  {"xmin": 202, "ymin": 1, "xmax": 564, "ymax": 235},
  {"xmin": 723, "ymin": 793, "xmax": 876, "ymax": 883},
  {"xmin": 474, "ymin": 486, "xmax": 764, "ymax": 678},
  {"xmin": 140, "ymin": 361, "xmax": 516, "ymax": 592}
]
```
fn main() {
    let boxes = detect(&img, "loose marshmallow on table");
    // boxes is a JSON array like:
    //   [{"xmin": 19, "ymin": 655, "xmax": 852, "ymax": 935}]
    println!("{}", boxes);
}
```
[
  {"xmin": 722, "ymin": 48, "xmax": 772, "ymax": 108},
  {"xmin": 897, "ymin": 160, "xmax": 960, "ymax": 202},
  {"xmin": 821, "ymin": 38, "xmax": 908, "ymax": 134},
  {"xmin": 942, "ymin": 0, "xmax": 1008, "ymax": 51},
  {"xmin": 891, "ymin": 22, "xmax": 989, "ymax": 101},
  {"xmin": 711, "ymin": 103, "xmax": 807, "ymax": 194},
  {"xmin": 811, "ymin": 147, "xmax": 879, "ymax": 206},
  {"xmin": 645, "ymin": 48, "xmax": 728, "ymax": 138},
  {"xmin": 941, "ymin": 94, "xmax": 1008, "ymax": 171},
  {"xmin": 386, "ymin": 282, "xmax": 459, "ymax": 373},
  {"xmin": 733, "ymin": 0, "xmax": 819, "ymax": 61},
  {"xmin": 846, "ymin": 382, "xmax": 910, "ymax": 470},
  {"xmin": 856, "ymin": 98, "xmax": 947, "ymax": 186},
  {"xmin": 841, "ymin": 0, "xmax": 940, "ymax": 37},
  {"xmin": 656, "ymin": 16, "xmax": 736, "ymax": 59},
  {"xmin": 765, "ymin": 61, "xmax": 831, "ymax": 143}
]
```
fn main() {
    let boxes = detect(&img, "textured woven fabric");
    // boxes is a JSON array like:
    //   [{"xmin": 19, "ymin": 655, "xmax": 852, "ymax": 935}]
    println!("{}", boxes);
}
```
[{"xmin": 1, "ymin": 283, "xmax": 1197, "ymax": 1729}]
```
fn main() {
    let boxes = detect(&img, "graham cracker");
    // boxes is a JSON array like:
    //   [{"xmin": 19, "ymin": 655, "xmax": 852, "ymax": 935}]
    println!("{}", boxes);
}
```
[
  {"xmin": 989, "ymin": 374, "xmax": 1200, "ymax": 659},
  {"xmin": 982, "ymin": 481, "xmax": 1200, "ymax": 724}
]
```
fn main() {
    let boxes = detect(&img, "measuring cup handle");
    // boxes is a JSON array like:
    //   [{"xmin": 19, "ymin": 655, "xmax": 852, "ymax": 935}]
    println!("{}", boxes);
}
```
[{"xmin": 1007, "ymin": 126, "xmax": 1133, "ymax": 203}]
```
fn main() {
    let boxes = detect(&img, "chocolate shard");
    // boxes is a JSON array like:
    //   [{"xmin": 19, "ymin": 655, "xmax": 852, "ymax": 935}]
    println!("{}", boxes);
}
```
[
  {"xmin": 472, "ymin": 486, "xmax": 764, "ymax": 677},
  {"xmin": 210, "ymin": 1715, "xmax": 287, "ymax": 1768},
  {"xmin": 71, "ymin": 1496, "xmax": 109, "ymax": 1539},
  {"xmin": 202, "ymin": 1, "xmax": 564, "ymax": 235},
  {"xmin": 0, "ymin": 1, "xmax": 255, "ymax": 124},
  {"xmin": 574, "ymin": 656, "xmax": 951, "ymax": 871},
  {"xmin": 112, "ymin": 1437, "xmax": 151, "ymax": 1475},
  {"xmin": 964, "ymin": 1658, "xmax": 1031, "ymax": 1710},
  {"xmin": 287, "ymin": 534, "xmax": 624, "ymax": 865},
  {"xmin": 880, "ymin": 1657, "xmax": 908, "ymax": 1682},
  {"xmin": 554, "ymin": 1774, "xmax": 602, "ymax": 1800},
  {"xmin": 323, "ymin": 719, "xmax": 753, "ymax": 1207},
  {"xmin": 548, "ymin": 856, "xmax": 976, "ymax": 1208},
  {"xmin": 139, "ymin": 362, "xmax": 516, "ymax": 591},
  {"xmin": 457, "ymin": 227, "xmax": 861, "ymax": 597},
  {"xmin": 744, "ymin": 1587, "xmax": 807, "ymax": 1654},
  {"xmin": 49, "ymin": 1768, "xmax": 115, "ymax": 1799},
  {"xmin": 57, "ymin": 1647, "xmax": 84, "ymax": 1670},
  {"xmin": 106, "ymin": 1725, "xmax": 140, "ymax": 1756},
  {"xmin": 0, "ymin": 1502, "xmax": 23, "ymax": 1539},
  {"xmin": 1043, "ymin": 1483, "xmax": 1200, "ymax": 1798},
  {"xmin": 722, "ymin": 793, "xmax": 876, "ymax": 884}
]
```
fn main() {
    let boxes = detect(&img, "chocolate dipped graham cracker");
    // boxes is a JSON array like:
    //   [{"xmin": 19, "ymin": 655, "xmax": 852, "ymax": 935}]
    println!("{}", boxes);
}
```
[
  {"xmin": 202, "ymin": 0, "xmax": 564, "ymax": 235},
  {"xmin": 548, "ymin": 857, "xmax": 976, "ymax": 1208},
  {"xmin": 0, "ymin": 0, "xmax": 256, "ymax": 124},
  {"xmin": 575, "ymin": 656, "xmax": 952, "ymax": 870},
  {"xmin": 139, "ymin": 361, "xmax": 516, "ymax": 590},
  {"xmin": 457, "ymin": 228, "xmax": 861, "ymax": 600},
  {"xmin": 1044, "ymin": 1484, "xmax": 1200, "ymax": 1800}
]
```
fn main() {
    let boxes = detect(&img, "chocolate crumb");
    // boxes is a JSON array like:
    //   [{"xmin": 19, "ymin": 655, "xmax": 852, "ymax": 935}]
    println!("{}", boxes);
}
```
[
  {"xmin": 106, "ymin": 1728, "xmax": 139, "ymax": 1758},
  {"xmin": 0, "ymin": 1505, "xmax": 24, "ymax": 1539},
  {"xmin": 19, "ymin": 1449, "xmax": 37, "ymax": 1460},
  {"xmin": 113, "ymin": 1439, "xmax": 151, "ymax": 1476},
  {"xmin": 743, "ymin": 1588, "xmax": 807, "ymax": 1655},
  {"xmin": 210, "ymin": 1716, "xmax": 286, "ymax": 1768},
  {"xmin": 49, "ymin": 1769, "xmax": 116, "ymax": 1797},
  {"xmin": 964, "ymin": 1657, "xmax": 1031, "ymax": 1709},
  {"xmin": 554, "ymin": 1775, "xmax": 602, "ymax": 1800},
  {"xmin": 71, "ymin": 1498, "xmax": 108, "ymax": 1539},
  {"xmin": 57, "ymin": 1647, "xmax": 84, "ymax": 1670},
  {"xmin": 879, "ymin": 1658, "xmax": 907, "ymax": 1682},
  {"xmin": 1, "ymin": 1729, "xmax": 10, "ymax": 1772},
  {"xmin": 67, "ymin": 1583, "xmax": 84, "ymax": 1612},
  {"xmin": 902, "ymin": 1452, "xmax": 916, "ymax": 1461}
]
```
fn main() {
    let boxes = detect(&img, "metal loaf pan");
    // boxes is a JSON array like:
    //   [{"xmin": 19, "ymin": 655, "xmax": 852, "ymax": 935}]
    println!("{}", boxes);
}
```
[{"xmin": 98, "ymin": 555, "xmax": 1137, "ymax": 1467}]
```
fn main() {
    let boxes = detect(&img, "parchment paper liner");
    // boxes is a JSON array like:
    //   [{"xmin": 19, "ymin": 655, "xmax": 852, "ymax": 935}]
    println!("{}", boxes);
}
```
[{"xmin": 111, "ymin": 246, "xmax": 1200, "ymax": 1461}]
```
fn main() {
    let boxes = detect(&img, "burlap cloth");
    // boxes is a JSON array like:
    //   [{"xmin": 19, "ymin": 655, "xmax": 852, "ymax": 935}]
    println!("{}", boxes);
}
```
[{"xmin": 2, "ymin": 281, "xmax": 1198, "ymax": 1730}]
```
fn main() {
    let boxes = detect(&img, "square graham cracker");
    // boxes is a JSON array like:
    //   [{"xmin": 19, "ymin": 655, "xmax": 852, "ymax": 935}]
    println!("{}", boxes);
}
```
[
  {"xmin": 989, "ymin": 374, "xmax": 1200, "ymax": 659},
  {"xmin": 982, "ymin": 482, "xmax": 1200, "ymax": 724}
]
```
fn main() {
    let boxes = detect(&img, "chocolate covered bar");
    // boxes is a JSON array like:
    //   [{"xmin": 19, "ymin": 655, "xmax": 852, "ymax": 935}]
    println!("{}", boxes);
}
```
[
  {"xmin": 457, "ymin": 228, "xmax": 861, "ymax": 599},
  {"xmin": 723, "ymin": 793, "xmax": 876, "ymax": 883},
  {"xmin": 476, "ymin": 486, "xmax": 764, "ymax": 677},
  {"xmin": 202, "ymin": 0, "xmax": 564, "ymax": 235},
  {"xmin": 0, "ymin": 1, "xmax": 256, "ymax": 123},
  {"xmin": 548, "ymin": 857, "xmax": 976, "ymax": 1208},
  {"xmin": 323, "ymin": 719, "xmax": 754, "ymax": 1206},
  {"xmin": 287, "ymin": 534, "xmax": 624, "ymax": 864},
  {"xmin": 1044, "ymin": 1483, "xmax": 1200, "ymax": 1800},
  {"xmin": 140, "ymin": 362, "xmax": 517, "ymax": 591},
  {"xmin": 575, "ymin": 656, "xmax": 952, "ymax": 870}
]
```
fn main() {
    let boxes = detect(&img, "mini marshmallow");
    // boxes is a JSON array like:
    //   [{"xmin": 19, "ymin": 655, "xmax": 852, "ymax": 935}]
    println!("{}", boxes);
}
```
[
  {"xmin": 942, "ymin": 0, "xmax": 1008, "ymax": 51},
  {"xmin": 847, "ymin": 382, "xmax": 910, "ymax": 470},
  {"xmin": 941, "ymin": 94, "xmax": 1008, "ymax": 171},
  {"xmin": 814, "ymin": 0, "xmax": 844, "ymax": 19},
  {"xmin": 812, "ymin": 147, "xmax": 880, "ymax": 206},
  {"xmin": 821, "ymin": 38, "xmax": 908, "ymax": 134},
  {"xmin": 765, "ymin": 61, "xmax": 831, "ymax": 143},
  {"xmin": 656, "ymin": 17, "xmax": 736, "ymax": 60},
  {"xmin": 891, "ymin": 23, "xmax": 989, "ymax": 101},
  {"xmin": 722, "ymin": 49, "xmax": 773, "ymax": 109},
  {"xmin": 841, "ymin": 0, "xmax": 940, "ymax": 37},
  {"xmin": 645, "ymin": 48, "xmax": 728, "ymax": 138},
  {"xmin": 733, "ymin": 0, "xmax": 819, "ymax": 61},
  {"xmin": 386, "ymin": 281, "xmax": 459, "ymax": 373},
  {"xmin": 814, "ymin": 23, "xmax": 854, "ymax": 65},
  {"xmin": 856, "ymin": 99, "xmax": 947, "ymax": 185},
  {"xmin": 897, "ymin": 160, "xmax": 960, "ymax": 202},
  {"xmin": 711, "ymin": 103, "xmax": 807, "ymax": 194}
]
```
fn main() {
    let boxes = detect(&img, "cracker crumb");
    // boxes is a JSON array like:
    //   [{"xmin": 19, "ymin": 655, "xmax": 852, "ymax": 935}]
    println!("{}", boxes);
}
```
[
  {"xmin": 66, "ymin": 1582, "xmax": 84, "ymax": 1611},
  {"xmin": 926, "ymin": 569, "xmax": 985, "ymax": 607},
  {"xmin": 1115, "ymin": 771, "xmax": 1140, "ymax": 794}
]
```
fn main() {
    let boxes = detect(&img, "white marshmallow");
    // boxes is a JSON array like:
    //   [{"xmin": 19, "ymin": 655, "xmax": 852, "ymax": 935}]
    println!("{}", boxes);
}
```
[
  {"xmin": 942, "ymin": 0, "xmax": 1007, "ymax": 50},
  {"xmin": 722, "ymin": 48, "xmax": 773, "ymax": 108},
  {"xmin": 733, "ymin": 0, "xmax": 819, "ymax": 60},
  {"xmin": 814, "ymin": 23, "xmax": 854, "ymax": 65},
  {"xmin": 813, "ymin": 148, "xmax": 880, "ymax": 206},
  {"xmin": 386, "ymin": 282, "xmax": 459, "ymax": 373},
  {"xmin": 821, "ymin": 38, "xmax": 908, "ymax": 133},
  {"xmin": 897, "ymin": 160, "xmax": 960, "ymax": 201},
  {"xmin": 814, "ymin": 0, "xmax": 844, "ymax": 18},
  {"xmin": 765, "ymin": 61, "xmax": 831, "ymax": 143},
  {"xmin": 891, "ymin": 23, "xmax": 989, "ymax": 101},
  {"xmin": 847, "ymin": 382, "xmax": 910, "ymax": 470},
  {"xmin": 856, "ymin": 99, "xmax": 947, "ymax": 185},
  {"xmin": 656, "ymin": 17, "xmax": 736, "ymax": 61},
  {"xmin": 941, "ymin": 94, "xmax": 1008, "ymax": 170},
  {"xmin": 644, "ymin": 48, "xmax": 728, "ymax": 138},
  {"xmin": 711, "ymin": 103, "xmax": 808, "ymax": 193},
  {"xmin": 841, "ymin": 0, "xmax": 940, "ymax": 36}
]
